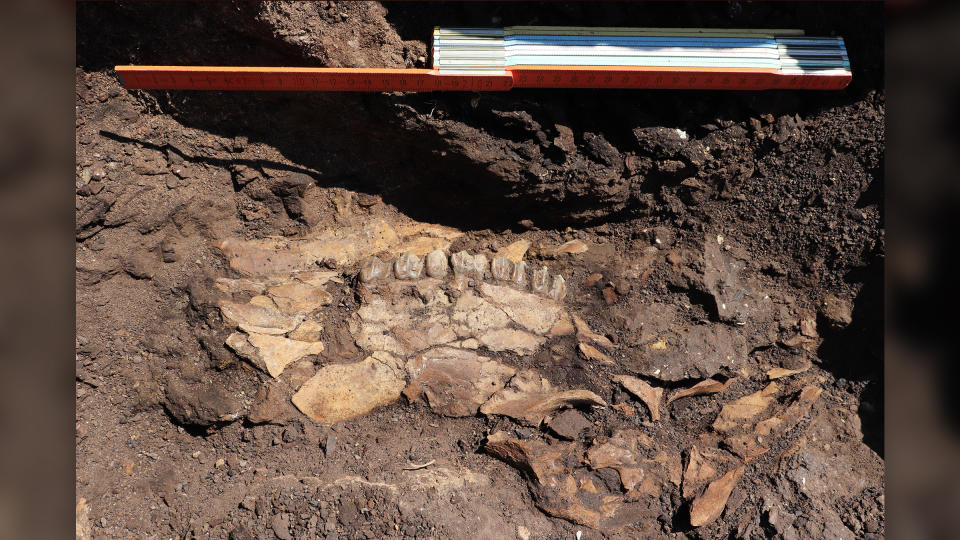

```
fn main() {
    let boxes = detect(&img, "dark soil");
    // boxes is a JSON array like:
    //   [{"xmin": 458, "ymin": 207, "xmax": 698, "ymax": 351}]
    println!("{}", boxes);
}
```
[{"xmin": 76, "ymin": 2, "xmax": 884, "ymax": 539}]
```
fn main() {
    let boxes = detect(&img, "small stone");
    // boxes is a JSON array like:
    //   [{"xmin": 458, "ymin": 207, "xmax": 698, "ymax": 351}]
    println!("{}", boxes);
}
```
[
  {"xmin": 666, "ymin": 251, "xmax": 682, "ymax": 266},
  {"xmin": 324, "ymin": 434, "xmax": 337, "ymax": 457},
  {"xmin": 241, "ymin": 496, "xmax": 257, "ymax": 511},
  {"xmin": 547, "ymin": 409, "xmax": 592, "ymax": 440},
  {"xmin": 602, "ymin": 286, "xmax": 618, "ymax": 305},
  {"xmin": 191, "ymin": 451, "xmax": 201, "ymax": 459},
  {"xmin": 584, "ymin": 273, "xmax": 603, "ymax": 288},
  {"xmin": 214, "ymin": 458, "xmax": 226, "ymax": 469},
  {"xmin": 821, "ymin": 293, "xmax": 853, "ymax": 328}
]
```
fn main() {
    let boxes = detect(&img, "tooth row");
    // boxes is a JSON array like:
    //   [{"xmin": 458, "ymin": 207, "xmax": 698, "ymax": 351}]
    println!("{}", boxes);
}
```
[
  {"xmin": 359, "ymin": 250, "xmax": 567, "ymax": 300},
  {"xmin": 491, "ymin": 255, "xmax": 566, "ymax": 301}
]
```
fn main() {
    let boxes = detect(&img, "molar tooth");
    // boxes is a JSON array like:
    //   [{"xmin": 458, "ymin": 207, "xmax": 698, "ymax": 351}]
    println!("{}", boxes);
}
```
[
  {"xmin": 548, "ymin": 275, "xmax": 567, "ymax": 301},
  {"xmin": 531, "ymin": 266, "xmax": 549, "ymax": 294},
  {"xmin": 491, "ymin": 256, "xmax": 513, "ymax": 281},
  {"xmin": 394, "ymin": 252, "xmax": 424, "ymax": 280},
  {"xmin": 425, "ymin": 250, "xmax": 448, "ymax": 278},
  {"xmin": 510, "ymin": 260, "xmax": 528, "ymax": 288},
  {"xmin": 360, "ymin": 257, "xmax": 391, "ymax": 282},
  {"xmin": 451, "ymin": 251, "xmax": 473, "ymax": 277},
  {"xmin": 473, "ymin": 253, "xmax": 489, "ymax": 279}
]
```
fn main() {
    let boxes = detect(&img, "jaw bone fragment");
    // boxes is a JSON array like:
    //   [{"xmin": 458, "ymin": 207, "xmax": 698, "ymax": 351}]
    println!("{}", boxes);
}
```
[{"xmin": 404, "ymin": 347, "xmax": 516, "ymax": 417}]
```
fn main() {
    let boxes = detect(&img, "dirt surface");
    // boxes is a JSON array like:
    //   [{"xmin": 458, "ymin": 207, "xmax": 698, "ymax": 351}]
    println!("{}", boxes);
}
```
[{"xmin": 76, "ymin": 2, "xmax": 884, "ymax": 539}]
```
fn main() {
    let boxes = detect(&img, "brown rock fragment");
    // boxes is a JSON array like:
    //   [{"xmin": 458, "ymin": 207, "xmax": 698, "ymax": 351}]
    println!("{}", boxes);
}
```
[
  {"xmin": 248, "ymin": 383, "xmax": 297, "ymax": 425},
  {"xmin": 578, "ymin": 342, "xmax": 613, "ymax": 364},
  {"xmin": 821, "ymin": 293, "xmax": 853, "ymax": 328},
  {"xmin": 667, "ymin": 377, "xmax": 734, "ymax": 405},
  {"xmin": 584, "ymin": 272, "xmax": 604, "ymax": 288},
  {"xmin": 572, "ymin": 314, "xmax": 615, "ymax": 348},
  {"xmin": 602, "ymin": 286, "xmax": 619, "ymax": 305},
  {"xmin": 724, "ymin": 385, "xmax": 823, "ymax": 461},
  {"xmin": 496, "ymin": 239, "xmax": 532, "ymax": 263},
  {"xmin": 615, "ymin": 375, "xmax": 664, "ymax": 421},
  {"xmin": 712, "ymin": 383, "xmax": 779, "ymax": 434},
  {"xmin": 547, "ymin": 409, "xmax": 593, "ymax": 440},
  {"xmin": 689, "ymin": 466, "xmax": 746, "ymax": 527}
]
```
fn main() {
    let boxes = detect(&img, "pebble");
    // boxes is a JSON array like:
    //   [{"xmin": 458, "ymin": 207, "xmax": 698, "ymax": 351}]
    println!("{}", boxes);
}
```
[{"xmin": 602, "ymin": 286, "xmax": 618, "ymax": 305}]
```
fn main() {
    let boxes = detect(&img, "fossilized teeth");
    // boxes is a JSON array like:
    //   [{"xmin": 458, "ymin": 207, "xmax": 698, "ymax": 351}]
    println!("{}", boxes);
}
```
[
  {"xmin": 510, "ymin": 260, "xmax": 528, "ymax": 288},
  {"xmin": 491, "ymin": 256, "xmax": 513, "ymax": 281},
  {"xmin": 394, "ymin": 252, "xmax": 424, "ymax": 280},
  {"xmin": 451, "ymin": 251, "xmax": 473, "ymax": 277},
  {"xmin": 451, "ymin": 251, "xmax": 489, "ymax": 279},
  {"xmin": 548, "ymin": 275, "xmax": 567, "ymax": 301},
  {"xmin": 531, "ymin": 266, "xmax": 549, "ymax": 294},
  {"xmin": 360, "ymin": 257, "xmax": 391, "ymax": 282},
  {"xmin": 473, "ymin": 253, "xmax": 489, "ymax": 280},
  {"xmin": 425, "ymin": 250, "xmax": 448, "ymax": 278}
]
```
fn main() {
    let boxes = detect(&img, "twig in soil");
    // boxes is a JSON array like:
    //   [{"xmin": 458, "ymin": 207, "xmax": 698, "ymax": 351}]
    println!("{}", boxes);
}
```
[{"xmin": 402, "ymin": 459, "xmax": 436, "ymax": 470}]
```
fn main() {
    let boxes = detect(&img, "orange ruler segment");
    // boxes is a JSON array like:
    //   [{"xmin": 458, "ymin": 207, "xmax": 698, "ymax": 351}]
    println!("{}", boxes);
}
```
[
  {"xmin": 115, "ymin": 65, "xmax": 851, "ymax": 91},
  {"xmin": 115, "ymin": 66, "xmax": 515, "ymax": 92}
]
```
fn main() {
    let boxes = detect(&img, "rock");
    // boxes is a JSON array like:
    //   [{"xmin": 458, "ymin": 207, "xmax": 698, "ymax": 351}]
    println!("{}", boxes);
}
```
[
  {"xmin": 766, "ymin": 364, "xmax": 810, "ymax": 380},
  {"xmin": 682, "ymin": 446, "xmax": 720, "ymax": 500},
  {"xmin": 647, "ymin": 227, "xmax": 675, "ymax": 248},
  {"xmin": 584, "ymin": 273, "xmax": 603, "ymax": 287},
  {"xmin": 578, "ymin": 342, "xmax": 612, "ymax": 364},
  {"xmin": 219, "ymin": 297, "xmax": 304, "ymax": 335},
  {"xmin": 478, "ymin": 328, "xmax": 543, "ymax": 355},
  {"xmin": 292, "ymin": 352, "xmax": 405, "ymax": 423},
  {"xmin": 496, "ymin": 239, "xmax": 531, "ymax": 263},
  {"xmin": 266, "ymin": 282, "xmax": 333, "ymax": 314},
  {"xmin": 225, "ymin": 332, "xmax": 324, "ymax": 378},
  {"xmin": 614, "ymin": 375, "xmax": 664, "ymax": 421},
  {"xmin": 551, "ymin": 239, "xmax": 589, "ymax": 256},
  {"xmin": 572, "ymin": 315, "xmax": 615, "ymax": 348},
  {"xmin": 163, "ymin": 376, "xmax": 242, "ymax": 427},
  {"xmin": 602, "ymin": 286, "xmax": 618, "ymax": 305},
  {"xmin": 288, "ymin": 320, "xmax": 324, "ymax": 342},
  {"xmin": 821, "ymin": 294, "xmax": 853, "ymax": 328},
  {"xmin": 248, "ymin": 383, "xmax": 297, "ymax": 425},
  {"xmin": 701, "ymin": 237, "xmax": 776, "ymax": 325},
  {"xmin": 689, "ymin": 466, "xmax": 745, "ymax": 527},
  {"xmin": 724, "ymin": 385, "xmax": 823, "ymax": 461},
  {"xmin": 667, "ymin": 378, "xmax": 734, "ymax": 405},
  {"xmin": 712, "ymin": 383, "xmax": 779, "ymax": 434},
  {"xmin": 271, "ymin": 513, "xmax": 293, "ymax": 540},
  {"xmin": 479, "ymin": 370, "xmax": 606, "ymax": 426},
  {"xmin": 635, "ymin": 322, "xmax": 747, "ymax": 381},
  {"xmin": 76, "ymin": 498, "xmax": 92, "ymax": 539},
  {"xmin": 404, "ymin": 347, "xmax": 515, "ymax": 417},
  {"xmin": 546, "ymin": 409, "xmax": 592, "ymax": 440}
]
